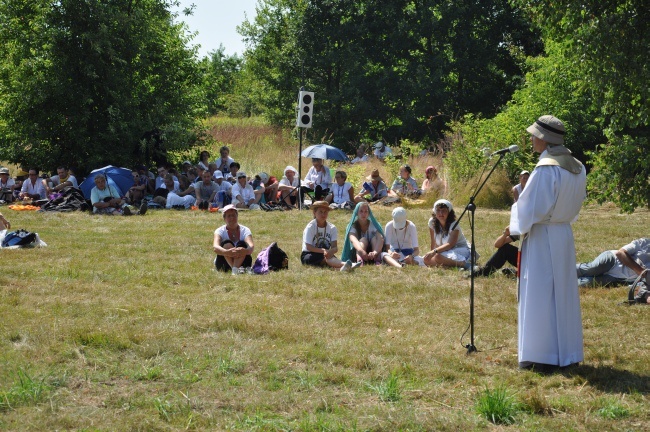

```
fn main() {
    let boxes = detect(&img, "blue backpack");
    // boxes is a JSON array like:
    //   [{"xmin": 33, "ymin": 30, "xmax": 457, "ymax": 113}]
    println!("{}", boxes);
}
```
[
  {"xmin": 253, "ymin": 242, "xmax": 289, "ymax": 274},
  {"xmin": 2, "ymin": 229, "xmax": 37, "ymax": 248}
]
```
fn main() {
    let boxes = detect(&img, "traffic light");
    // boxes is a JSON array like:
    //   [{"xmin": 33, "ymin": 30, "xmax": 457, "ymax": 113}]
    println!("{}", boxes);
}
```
[{"xmin": 297, "ymin": 91, "xmax": 314, "ymax": 128}]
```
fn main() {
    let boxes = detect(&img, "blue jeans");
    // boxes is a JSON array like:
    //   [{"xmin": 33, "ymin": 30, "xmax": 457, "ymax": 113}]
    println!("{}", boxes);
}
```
[{"xmin": 576, "ymin": 251, "xmax": 626, "ymax": 287}]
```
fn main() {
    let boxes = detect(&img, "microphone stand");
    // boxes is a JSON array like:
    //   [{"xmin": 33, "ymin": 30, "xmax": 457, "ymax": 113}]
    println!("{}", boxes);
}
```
[{"xmin": 451, "ymin": 153, "xmax": 507, "ymax": 354}]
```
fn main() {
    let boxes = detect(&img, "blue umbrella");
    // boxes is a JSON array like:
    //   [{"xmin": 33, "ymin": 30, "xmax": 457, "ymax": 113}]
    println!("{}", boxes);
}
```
[
  {"xmin": 79, "ymin": 165, "xmax": 134, "ymax": 199},
  {"xmin": 301, "ymin": 144, "xmax": 349, "ymax": 162}
]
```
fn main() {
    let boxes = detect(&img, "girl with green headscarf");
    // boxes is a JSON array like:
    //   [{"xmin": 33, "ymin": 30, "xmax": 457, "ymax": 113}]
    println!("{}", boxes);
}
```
[{"xmin": 341, "ymin": 202, "xmax": 385, "ymax": 263}]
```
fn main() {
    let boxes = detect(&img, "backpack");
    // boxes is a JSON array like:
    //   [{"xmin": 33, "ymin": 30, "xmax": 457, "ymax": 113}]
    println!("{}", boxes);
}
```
[
  {"xmin": 2, "ymin": 229, "xmax": 37, "ymax": 248},
  {"xmin": 253, "ymin": 242, "xmax": 289, "ymax": 274}
]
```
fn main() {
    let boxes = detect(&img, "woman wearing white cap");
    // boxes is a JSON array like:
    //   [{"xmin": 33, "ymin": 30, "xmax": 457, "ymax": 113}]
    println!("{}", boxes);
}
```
[
  {"xmin": 511, "ymin": 115, "xmax": 586, "ymax": 371},
  {"xmin": 213, "ymin": 204, "xmax": 254, "ymax": 273},
  {"xmin": 422, "ymin": 199, "xmax": 471, "ymax": 268},
  {"xmin": 278, "ymin": 166, "xmax": 300, "ymax": 208},
  {"xmin": 382, "ymin": 207, "xmax": 423, "ymax": 268}
]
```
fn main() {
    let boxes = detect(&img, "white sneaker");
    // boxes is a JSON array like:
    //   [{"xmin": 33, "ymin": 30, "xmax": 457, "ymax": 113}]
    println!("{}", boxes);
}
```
[
  {"xmin": 249, "ymin": 204, "xmax": 261, "ymax": 211},
  {"xmin": 340, "ymin": 260, "xmax": 352, "ymax": 272},
  {"xmin": 232, "ymin": 266, "xmax": 240, "ymax": 275},
  {"xmin": 351, "ymin": 261, "xmax": 363, "ymax": 270}
]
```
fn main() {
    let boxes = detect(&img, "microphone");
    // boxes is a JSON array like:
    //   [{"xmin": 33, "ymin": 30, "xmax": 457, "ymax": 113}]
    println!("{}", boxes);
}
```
[{"xmin": 490, "ymin": 145, "xmax": 519, "ymax": 156}]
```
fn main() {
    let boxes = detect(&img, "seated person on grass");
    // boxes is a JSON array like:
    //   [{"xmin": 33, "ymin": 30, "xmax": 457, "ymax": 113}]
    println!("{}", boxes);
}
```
[
  {"xmin": 382, "ymin": 207, "xmax": 423, "ymax": 268},
  {"xmin": 389, "ymin": 165, "xmax": 419, "ymax": 197},
  {"xmin": 232, "ymin": 172, "xmax": 261, "ymax": 210},
  {"xmin": 217, "ymin": 146, "xmax": 235, "ymax": 175},
  {"xmin": 341, "ymin": 202, "xmax": 385, "ymax": 265},
  {"xmin": 354, "ymin": 169, "xmax": 388, "ymax": 203},
  {"xmin": 198, "ymin": 150, "xmax": 211, "ymax": 171},
  {"xmin": 472, "ymin": 226, "xmax": 519, "ymax": 277},
  {"xmin": 19, "ymin": 169, "xmax": 47, "ymax": 201},
  {"xmin": 213, "ymin": 171, "xmax": 233, "ymax": 207},
  {"xmin": 45, "ymin": 166, "xmax": 78, "ymax": 194},
  {"xmin": 157, "ymin": 174, "xmax": 196, "ymax": 209},
  {"xmin": 326, "ymin": 170, "xmax": 355, "ymax": 209},
  {"xmin": 213, "ymin": 204, "xmax": 254, "ymax": 273},
  {"xmin": 0, "ymin": 167, "xmax": 16, "ymax": 202},
  {"xmin": 90, "ymin": 174, "xmax": 140, "ymax": 215},
  {"xmin": 576, "ymin": 238, "xmax": 649, "ymax": 287},
  {"xmin": 301, "ymin": 158, "xmax": 331, "ymax": 201},
  {"xmin": 301, "ymin": 200, "xmax": 360, "ymax": 272},
  {"xmin": 421, "ymin": 165, "xmax": 446, "ymax": 197},
  {"xmin": 278, "ymin": 165, "xmax": 300, "ymax": 208},
  {"xmin": 226, "ymin": 162, "xmax": 241, "ymax": 184},
  {"xmin": 125, "ymin": 170, "xmax": 148, "ymax": 205},
  {"xmin": 195, "ymin": 171, "xmax": 219, "ymax": 210},
  {"xmin": 254, "ymin": 172, "xmax": 279, "ymax": 205},
  {"xmin": 422, "ymin": 199, "xmax": 471, "ymax": 269}
]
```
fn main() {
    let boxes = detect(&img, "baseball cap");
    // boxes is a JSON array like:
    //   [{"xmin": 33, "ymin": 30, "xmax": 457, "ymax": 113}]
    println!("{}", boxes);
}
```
[{"xmin": 392, "ymin": 207, "xmax": 407, "ymax": 229}]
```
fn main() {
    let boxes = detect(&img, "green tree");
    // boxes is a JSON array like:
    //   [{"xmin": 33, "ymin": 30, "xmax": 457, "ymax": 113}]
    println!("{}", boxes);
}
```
[
  {"xmin": 239, "ymin": 0, "xmax": 541, "ymax": 150},
  {"xmin": 199, "ymin": 46, "xmax": 243, "ymax": 115},
  {"xmin": 0, "ymin": 0, "xmax": 204, "ymax": 173},
  {"xmin": 512, "ymin": 0, "xmax": 650, "ymax": 210}
]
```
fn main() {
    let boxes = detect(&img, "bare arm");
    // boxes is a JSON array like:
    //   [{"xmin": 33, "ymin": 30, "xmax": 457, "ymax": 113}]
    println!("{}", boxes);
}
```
[
  {"xmin": 615, "ymin": 248, "xmax": 646, "ymax": 276},
  {"xmin": 494, "ymin": 226, "xmax": 515, "ymax": 249}
]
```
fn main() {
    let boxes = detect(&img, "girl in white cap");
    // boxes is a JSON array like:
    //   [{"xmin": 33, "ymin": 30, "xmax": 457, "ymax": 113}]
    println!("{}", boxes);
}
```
[
  {"xmin": 382, "ymin": 207, "xmax": 423, "ymax": 268},
  {"xmin": 423, "ymin": 199, "xmax": 471, "ymax": 268}
]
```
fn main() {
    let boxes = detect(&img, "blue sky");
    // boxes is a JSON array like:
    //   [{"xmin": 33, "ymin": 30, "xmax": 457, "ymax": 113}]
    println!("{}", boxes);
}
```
[{"xmin": 173, "ymin": 0, "xmax": 259, "ymax": 58}]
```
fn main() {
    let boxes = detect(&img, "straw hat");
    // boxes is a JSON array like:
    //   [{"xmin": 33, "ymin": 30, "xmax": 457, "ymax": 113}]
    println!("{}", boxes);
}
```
[
  {"xmin": 310, "ymin": 200, "xmax": 331, "ymax": 211},
  {"xmin": 365, "ymin": 169, "xmax": 383, "ymax": 182}
]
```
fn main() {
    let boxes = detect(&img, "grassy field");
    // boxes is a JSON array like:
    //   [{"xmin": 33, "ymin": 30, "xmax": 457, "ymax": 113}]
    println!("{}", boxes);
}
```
[{"xmin": 0, "ymin": 203, "xmax": 648, "ymax": 431}]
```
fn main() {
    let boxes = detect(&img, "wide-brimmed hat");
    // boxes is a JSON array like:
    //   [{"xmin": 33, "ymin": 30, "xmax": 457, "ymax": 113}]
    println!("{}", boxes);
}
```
[
  {"xmin": 310, "ymin": 200, "xmax": 331, "ymax": 211},
  {"xmin": 392, "ymin": 207, "xmax": 407, "ymax": 229},
  {"xmin": 373, "ymin": 141, "xmax": 384, "ymax": 150},
  {"xmin": 221, "ymin": 204, "xmax": 238, "ymax": 215},
  {"xmin": 365, "ymin": 169, "xmax": 383, "ymax": 182},
  {"xmin": 0, "ymin": 167, "xmax": 9, "ymax": 175},
  {"xmin": 433, "ymin": 199, "xmax": 453, "ymax": 212},
  {"xmin": 519, "ymin": 170, "xmax": 530, "ymax": 176},
  {"xmin": 526, "ymin": 115, "xmax": 565, "ymax": 145}
]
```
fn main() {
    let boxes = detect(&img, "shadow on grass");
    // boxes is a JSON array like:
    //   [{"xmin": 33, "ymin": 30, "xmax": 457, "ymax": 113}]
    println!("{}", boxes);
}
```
[{"xmin": 563, "ymin": 364, "xmax": 649, "ymax": 394}]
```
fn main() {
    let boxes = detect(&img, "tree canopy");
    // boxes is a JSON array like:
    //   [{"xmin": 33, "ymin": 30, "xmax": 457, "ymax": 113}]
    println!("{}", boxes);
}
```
[
  {"xmin": 239, "ymin": 0, "xmax": 542, "ymax": 150},
  {"xmin": 0, "ymin": 0, "xmax": 204, "ymax": 173}
]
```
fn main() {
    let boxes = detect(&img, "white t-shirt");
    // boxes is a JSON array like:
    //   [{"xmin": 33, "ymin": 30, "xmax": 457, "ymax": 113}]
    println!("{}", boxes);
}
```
[
  {"xmin": 304, "ymin": 166, "xmax": 331, "ymax": 188},
  {"xmin": 0, "ymin": 177, "xmax": 15, "ymax": 189},
  {"xmin": 231, "ymin": 183, "xmax": 255, "ymax": 203},
  {"xmin": 302, "ymin": 219, "xmax": 338, "ymax": 252},
  {"xmin": 215, "ymin": 181, "xmax": 232, "ymax": 194},
  {"xmin": 349, "ymin": 222, "xmax": 379, "ymax": 242},
  {"xmin": 50, "ymin": 174, "xmax": 78, "ymax": 188},
  {"xmin": 351, "ymin": 155, "xmax": 369, "ymax": 164},
  {"xmin": 330, "ymin": 182, "xmax": 353, "ymax": 204},
  {"xmin": 279, "ymin": 176, "xmax": 300, "ymax": 187},
  {"xmin": 215, "ymin": 224, "xmax": 252, "ymax": 243},
  {"xmin": 374, "ymin": 146, "xmax": 392, "ymax": 159},
  {"xmin": 606, "ymin": 238, "xmax": 650, "ymax": 279},
  {"xmin": 384, "ymin": 221, "xmax": 418, "ymax": 251},
  {"xmin": 427, "ymin": 218, "xmax": 470, "ymax": 250}
]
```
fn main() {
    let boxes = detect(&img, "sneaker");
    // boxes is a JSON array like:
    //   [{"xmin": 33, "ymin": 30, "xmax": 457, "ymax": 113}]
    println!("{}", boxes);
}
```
[
  {"xmin": 461, "ymin": 261, "xmax": 471, "ymax": 271},
  {"xmin": 340, "ymin": 260, "xmax": 352, "ymax": 272},
  {"xmin": 249, "ymin": 204, "xmax": 261, "ymax": 211},
  {"xmin": 139, "ymin": 201, "xmax": 148, "ymax": 215},
  {"xmin": 501, "ymin": 268, "xmax": 517, "ymax": 277},
  {"xmin": 244, "ymin": 267, "xmax": 254, "ymax": 275},
  {"xmin": 231, "ymin": 266, "xmax": 240, "ymax": 275},
  {"xmin": 122, "ymin": 206, "xmax": 132, "ymax": 216},
  {"xmin": 351, "ymin": 261, "xmax": 363, "ymax": 270}
]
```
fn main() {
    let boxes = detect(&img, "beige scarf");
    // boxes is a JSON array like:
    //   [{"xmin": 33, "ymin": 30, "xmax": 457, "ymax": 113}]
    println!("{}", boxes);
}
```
[{"xmin": 536, "ymin": 145, "xmax": 583, "ymax": 174}]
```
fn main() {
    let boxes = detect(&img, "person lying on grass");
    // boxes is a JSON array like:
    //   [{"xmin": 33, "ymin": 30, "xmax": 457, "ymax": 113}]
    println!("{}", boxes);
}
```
[
  {"xmin": 213, "ymin": 204, "xmax": 254, "ymax": 273},
  {"xmin": 341, "ymin": 202, "xmax": 385, "ymax": 265},
  {"xmin": 301, "ymin": 200, "xmax": 360, "ymax": 272},
  {"xmin": 422, "ymin": 199, "xmax": 471, "ymax": 269}
]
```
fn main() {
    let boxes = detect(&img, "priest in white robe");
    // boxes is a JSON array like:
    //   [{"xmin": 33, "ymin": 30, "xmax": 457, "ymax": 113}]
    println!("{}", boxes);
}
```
[{"xmin": 510, "ymin": 115, "xmax": 586, "ymax": 369}]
